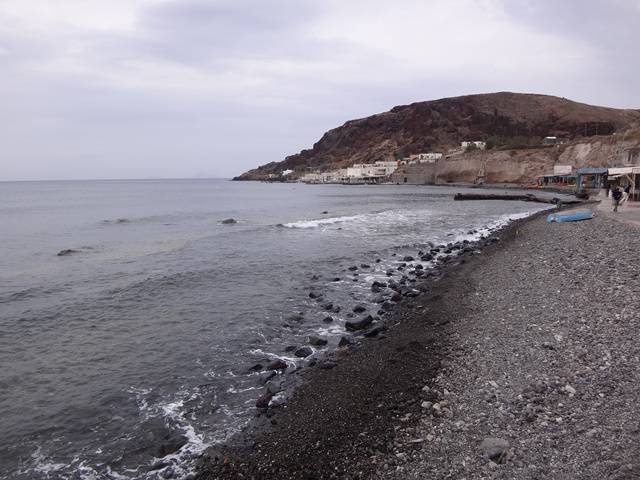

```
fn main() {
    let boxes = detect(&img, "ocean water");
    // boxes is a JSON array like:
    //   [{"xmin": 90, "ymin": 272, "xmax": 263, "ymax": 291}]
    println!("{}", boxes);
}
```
[{"xmin": 0, "ymin": 179, "xmax": 552, "ymax": 479}]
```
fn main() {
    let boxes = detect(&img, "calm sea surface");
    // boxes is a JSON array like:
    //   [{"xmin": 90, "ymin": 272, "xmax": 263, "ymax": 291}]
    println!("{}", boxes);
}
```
[{"xmin": 0, "ymin": 179, "xmax": 551, "ymax": 479}]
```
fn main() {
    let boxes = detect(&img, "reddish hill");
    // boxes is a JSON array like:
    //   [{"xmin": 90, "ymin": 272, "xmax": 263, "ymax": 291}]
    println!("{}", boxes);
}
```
[{"xmin": 235, "ymin": 92, "xmax": 640, "ymax": 180}]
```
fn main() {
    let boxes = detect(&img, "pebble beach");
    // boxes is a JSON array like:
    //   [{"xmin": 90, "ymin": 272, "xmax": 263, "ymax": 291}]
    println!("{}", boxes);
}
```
[{"xmin": 197, "ymin": 209, "xmax": 640, "ymax": 479}]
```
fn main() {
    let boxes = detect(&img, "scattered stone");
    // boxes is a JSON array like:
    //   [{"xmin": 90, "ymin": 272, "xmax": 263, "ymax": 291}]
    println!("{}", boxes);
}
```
[
  {"xmin": 286, "ymin": 313, "xmax": 304, "ymax": 323},
  {"xmin": 266, "ymin": 359, "xmax": 288, "ymax": 371},
  {"xmin": 364, "ymin": 325, "xmax": 387, "ymax": 338},
  {"xmin": 352, "ymin": 305, "xmax": 367, "ymax": 313},
  {"xmin": 322, "ymin": 316, "xmax": 334, "ymax": 323},
  {"xmin": 479, "ymin": 437, "xmax": 511, "ymax": 464},
  {"xmin": 308, "ymin": 335, "xmax": 328, "ymax": 347},
  {"xmin": 294, "ymin": 346, "xmax": 313, "ymax": 358},
  {"xmin": 345, "ymin": 315, "xmax": 373, "ymax": 331}
]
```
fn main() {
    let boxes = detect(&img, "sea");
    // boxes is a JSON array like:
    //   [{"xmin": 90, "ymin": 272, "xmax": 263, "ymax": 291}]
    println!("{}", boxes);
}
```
[{"xmin": 0, "ymin": 179, "xmax": 553, "ymax": 479}]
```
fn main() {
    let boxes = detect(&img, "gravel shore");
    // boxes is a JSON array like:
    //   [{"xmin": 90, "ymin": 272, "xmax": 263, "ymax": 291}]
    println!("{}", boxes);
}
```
[{"xmin": 197, "ymin": 211, "xmax": 640, "ymax": 479}]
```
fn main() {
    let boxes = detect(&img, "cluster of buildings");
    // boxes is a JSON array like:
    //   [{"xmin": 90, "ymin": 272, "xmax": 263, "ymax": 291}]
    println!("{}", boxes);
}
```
[
  {"xmin": 300, "ymin": 160, "xmax": 402, "ymax": 184},
  {"xmin": 538, "ymin": 147, "xmax": 640, "ymax": 201},
  {"xmin": 296, "ymin": 142, "xmax": 487, "ymax": 184},
  {"xmin": 299, "ymin": 154, "xmax": 448, "ymax": 184}
]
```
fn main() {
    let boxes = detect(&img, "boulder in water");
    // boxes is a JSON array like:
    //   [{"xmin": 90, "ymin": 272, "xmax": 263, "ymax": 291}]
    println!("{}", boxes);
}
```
[
  {"xmin": 294, "ymin": 346, "xmax": 313, "ymax": 358},
  {"xmin": 57, "ymin": 249, "xmax": 79, "ymax": 256},
  {"xmin": 308, "ymin": 335, "xmax": 328, "ymax": 346},
  {"xmin": 345, "ymin": 315, "xmax": 373, "ymax": 331},
  {"xmin": 221, "ymin": 218, "xmax": 237, "ymax": 224}
]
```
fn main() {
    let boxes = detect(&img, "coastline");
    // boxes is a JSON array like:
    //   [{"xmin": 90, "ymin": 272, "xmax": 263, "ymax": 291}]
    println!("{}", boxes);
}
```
[
  {"xmin": 194, "ymin": 208, "xmax": 556, "ymax": 479},
  {"xmin": 197, "ymin": 206, "xmax": 640, "ymax": 479}
]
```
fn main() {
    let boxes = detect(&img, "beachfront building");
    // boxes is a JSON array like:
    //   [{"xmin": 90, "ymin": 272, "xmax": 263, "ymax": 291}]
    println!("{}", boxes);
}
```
[
  {"xmin": 577, "ymin": 167, "xmax": 608, "ymax": 190},
  {"xmin": 300, "ymin": 172, "xmax": 321, "ymax": 183},
  {"xmin": 538, "ymin": 165, "xmax": 576, "ymax": 188},
  {"xmin": 608, "ymin": 166, "xmax": 640, "ymax": 201},
  {"xmin": 345, "ymin": 161, "xmax": 399, "ymax": 183},
  {"xmin": 461, "ymin": 141, "xmax": 486, "ymax": 150},
  {"xmin": 408, "ymin": 153, "xmax": 443, "ymax": 164}
]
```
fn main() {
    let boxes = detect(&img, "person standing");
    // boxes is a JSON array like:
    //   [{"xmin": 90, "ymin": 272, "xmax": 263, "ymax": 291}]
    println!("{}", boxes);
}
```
[{"xmin": 612, "ymin": 185, "xmax": 623, "ymax": 212}]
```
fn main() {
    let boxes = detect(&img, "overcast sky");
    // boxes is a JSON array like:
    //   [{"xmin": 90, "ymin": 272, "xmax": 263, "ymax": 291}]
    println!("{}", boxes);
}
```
[{"xmin": 1, "ymin": 0, "xmax": 638, "ymax": 180}]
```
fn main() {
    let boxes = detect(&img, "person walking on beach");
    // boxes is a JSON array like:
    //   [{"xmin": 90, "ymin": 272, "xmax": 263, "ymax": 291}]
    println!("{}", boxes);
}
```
[{"xmin": 612, "ymin": 185, "xmax": 623, "ymax": 212}]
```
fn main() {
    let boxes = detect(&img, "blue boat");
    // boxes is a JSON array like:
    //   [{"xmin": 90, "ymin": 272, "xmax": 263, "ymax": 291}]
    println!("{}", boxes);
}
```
[{"xmin": 547, "ymin": 210, "xmax": 593, "ymax": 223}]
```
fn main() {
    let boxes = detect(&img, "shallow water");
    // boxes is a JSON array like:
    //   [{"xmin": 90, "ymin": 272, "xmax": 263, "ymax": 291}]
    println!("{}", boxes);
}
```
[{"xmin": 0, "ymin": 180, "xmax": 552, "ymax": 479}]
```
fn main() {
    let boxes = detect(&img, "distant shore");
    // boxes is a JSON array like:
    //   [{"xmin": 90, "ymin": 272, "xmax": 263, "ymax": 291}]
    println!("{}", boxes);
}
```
[{"xmin": 196, "ymin": 206, "xmax": 640, "ymax": 479}]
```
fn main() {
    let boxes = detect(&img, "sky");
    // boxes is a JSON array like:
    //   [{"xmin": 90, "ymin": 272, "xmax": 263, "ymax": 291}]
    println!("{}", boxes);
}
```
[{"xmin": 1, "ymin": 0, "xmax": 639, "ymax": 181}]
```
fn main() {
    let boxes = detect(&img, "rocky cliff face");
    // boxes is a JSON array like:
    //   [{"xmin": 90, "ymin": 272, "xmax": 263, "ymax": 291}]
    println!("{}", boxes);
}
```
[{"xmin": 235, "ymin": 92, "xmax": 640, "ymax": 181}]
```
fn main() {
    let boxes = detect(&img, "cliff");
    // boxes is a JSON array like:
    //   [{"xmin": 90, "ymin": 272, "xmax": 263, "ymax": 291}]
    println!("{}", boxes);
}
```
[{"xmin": 235, "ymin": 92, "xmax": 640, "ymax": 181}]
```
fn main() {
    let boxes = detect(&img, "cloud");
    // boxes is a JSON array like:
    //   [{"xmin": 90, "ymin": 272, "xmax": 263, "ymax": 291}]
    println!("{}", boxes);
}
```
[{"xmin": 0, "ymin": 0, "xmax": 638, "ymax": 180}]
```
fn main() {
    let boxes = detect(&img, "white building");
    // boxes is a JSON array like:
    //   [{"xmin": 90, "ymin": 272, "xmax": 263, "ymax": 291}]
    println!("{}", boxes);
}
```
[
  {"xmin": 408, "ymin": 153, "xmax": 443, "ymax": 164},
  {"xmin": 461, "ymin": 141, "xmax": 486, "ymax": 150},
  {"xmin": 281, "ymin": 169, "xmax": 294, "ymax": 176},
  {"xmin": 301, "ymin": 172, "xmax": 321, "ymax": 183}
]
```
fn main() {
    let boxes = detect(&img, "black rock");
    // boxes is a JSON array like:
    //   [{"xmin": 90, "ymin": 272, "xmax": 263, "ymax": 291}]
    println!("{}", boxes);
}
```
[
  {"xmin": 286, "ymin": 313, "xmax": 304, "ymax": 323},
  {"xmin": 372, "ymin": 280, "xmax": 387, "ymax": 288},
  {"xmin": 294, "ymin": 346, "xmax": 313, "ymax": 358},
  {"xmin": 248, "ymin": 363, "xmax": 264, "ymax": 372},
  {"xmin": 415, "ymin": 264, "xmax": 423, "ymax": 270},
  {"xmin": 360, "ymin": 264, "xmax": 371, "ymax": 269},
  {"xmin": 308, "ymin": 335, "xmax": 328, "ymax": 346},
  {"xmin": 403, "ymin": 256, "xmax": 414, "ymax": 262},
  {"xmin": 352, "ymin": 305, "xmax": 367, "ymax": 313},
  {"xmin": 308, "ymin": 292, "xmax": 320, "ymax": 299},
  {"xmin": 332, "ymin": 277, "xmax": 341, "ymax": 282},
  {"xmin": 391, "ymin": 292, "xmax": 403, "ymax": 302},
  {"xmin": 284, "ymin": 345, "xmax": 296, "ymax": 352},
  {"xmin": 266, "ymin": 359, "xmax": 288, "ymax": 370},
  {"xmin": 322, "ymin": 316, "xmax": 334, "ymax": 323},
  {"xmin": 345, "ymin": 315, "xmax": 373, "ymax": 331},
  {"xmin": 322, "ymin": 211, "xmax": 329, "ymax": 214},
  {"xmin": 221, "ymin": 218, "xmax": 237, "ymax": 224},
  {"xmin": 404, "ymin": 291, "xmax": 419, "ymax": 298},
  {"xmin": 375, "ymin": 259, "xmax": 381, "ymax": 263},
  {"xmin": 323, "ymin": 303, "xmax": 334, "ymax": 311},
  {"xmin": 480, "ymin": 437, "xmax": 510, "ymax": 464},
  {"xmin": 256, "ymin": 390, "xmax": 275, "ymax": 409},
  {"xmin": 57, "ymin": 249, "xmax": 79, "ymax": 256},
  {"xmin": 258, "ymin": 371, "xmax": 277, "ymax": 384},
  {"xmin": 386, "ymin": 270, "xmax": 394, "ymax": 277},
  {"xmin": 348, "ymin": 266, "xmax": 358, "ymax": 271},
  {"xmin": 364, "ymin": 325, "xmax": 388, "ymax": 338},
  {"xmin": 338, "ymin": 336, "xmax": 353, "ymax": 347},
  {"xmin": 421, "ymin": 254, "xmax": 434, "ymax": 261}
]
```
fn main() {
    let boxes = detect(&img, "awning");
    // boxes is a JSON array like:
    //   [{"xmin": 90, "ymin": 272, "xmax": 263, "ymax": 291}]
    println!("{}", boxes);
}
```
[
  {"xmin": 577, "ymin": 167, "xmax": 608, "ymax": 175},
  {"xmin": 608, "ymin": 167, "xmax": 634, "ymax": 175}
]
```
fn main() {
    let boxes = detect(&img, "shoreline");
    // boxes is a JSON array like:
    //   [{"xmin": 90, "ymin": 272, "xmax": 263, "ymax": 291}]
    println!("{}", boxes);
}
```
[
  {"xmin": 194, "ymin": 208, "xmax": 555, "ymax": 479},
  {"xmin": 197, "ymin": 204, "xmax": 640, "ymax": 479}
]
